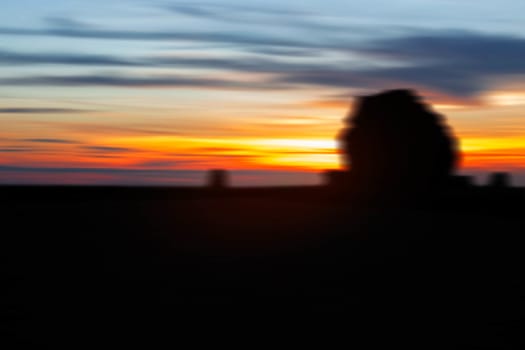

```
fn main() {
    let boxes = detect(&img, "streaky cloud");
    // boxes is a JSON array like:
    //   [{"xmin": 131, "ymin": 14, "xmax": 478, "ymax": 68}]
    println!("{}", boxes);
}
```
[
  {"xmin": 138, "ymin": 160, "xmax": 181, "ymax": 168},
  {"xmin": 0, "ymin": 108, "xmax": 87, "ymax": 114},
  {"xmin": 0, "ymin": 47, "xmax": 326, "ymax": 70},
  {"xmin": 165, "ymin": 3, "xmax": 309, "ymax": 18},
  {"xmin": 0, "ymin": 74, "xmax": 277, "ymax": 90},
  {"xmin": 165, "ymin": 4, "xmax": 222, "ymax": 18},
  {"xmin": 0, "ymin": 165, "xmax": 203, "ymax": 176},
  {"xmin": 163, "ymin": 3, "xmax": 342, "ymax": 32},
  {"xmin": 247, "ymin": 47, "xmax": 319, "ymax": 57},
  {"xmin": 0, "ymin": 28, "xmax": 524, "ymax": 99},
  {"xmin": 0, "ymin": 49, "xmax": 139, "ymax": 66},
  {"xmin": 23, "ymin": 138, "xmax": 78, "ymax": 144},
  {"xmin": 82, "ymin": 146, "xmax": 135, "ymax": 153},
  {"xmin": 0, "ymin": 147, "xmax": 33, "ymax": 153},
  {"xmin": 0, "ymin": 26, "xmax": 306, "ymax": 48}
]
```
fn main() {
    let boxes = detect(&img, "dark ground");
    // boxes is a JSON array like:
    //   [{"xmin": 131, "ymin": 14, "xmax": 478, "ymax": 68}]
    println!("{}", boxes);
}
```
[{"xmin": 2, "ymin": 185, "xmax": 524, "ymax": 346}]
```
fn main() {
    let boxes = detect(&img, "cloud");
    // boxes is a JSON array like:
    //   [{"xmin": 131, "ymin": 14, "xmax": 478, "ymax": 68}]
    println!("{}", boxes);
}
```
[
  {"xmin": 273, "ymin": 67, "xmax": 482, "ymax": 98},
  {"xmin": 0, "ymin": 47, "xmax": 326, "ymax": 72},
  {"xmin": 82, "ymin": 146, "xmax": 134, "ymax": 153},
  {"xmin": 0, "ymin": 25, "xmax": 305, "ymax": 48},
  {"xmin": 0, "ymin": 164, "xmax": 201, "ymax": 177},
  {"xmin": 165, "ymin": 3, "xmax": 308, "ymax": 18},
  {"xmin": 164, "ymin": 3, "xmax": 301, "ymax": 28},
  {"xmin": 189, "ymin": 146, "xmax": 247, "ymax": 153},
  {"xmin": 57, "ymin": 123, "xmax": 182, "ymax": 137},
  {"xmin": 163, "ymin": 3, "xmax": 337, "ymax": 31},
  {"xmin": 138, "ymin": 160, "xmax": 181, "ymax": 168},
  {"xmin": 0, "ymin": 108, "xmax": 86, "ymax": 114},
  {"xmin": 363, "ymin": 31, "xmax": 525, "ymax": 68},
  {"xmin": 353, "ymin": 31, "xmax": 525, "ymax": 96},
  {"xmin": 23, "ymin": 138, "xmax": 78, "ymax": 144},
  {"xmin": 1, "ymin": 26, "xmax": 525, "ymax": 99},
  {"xmin": 246, "ymin": 47, "xmax": 319, "ymax": 57},
  {"xmin": 0, "ymin": 73, "xmax": 277, "ymax": 90},
  {"xmin": 0, "ymin": 5, "xmax": 392, "ymax": 52},
  {"xmin": 0, "ymin": 147, "xmax": 32, "ymax": 153},
  {"xmin": 0, "ymin": 49, "xmax": 139, "ymax": 66},
  {"xmin": 165, "ymin": 4, "xmax": 224, "ymax": 19},
  {"xmin": 264, "ymin": 31, "xmax": 525, "ymax": 99}
]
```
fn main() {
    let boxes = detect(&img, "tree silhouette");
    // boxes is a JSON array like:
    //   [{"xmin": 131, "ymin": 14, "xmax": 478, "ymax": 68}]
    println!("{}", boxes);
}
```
[{"xmin": 338, "ymin": 89, "xmax": 459, "ymax": 194}]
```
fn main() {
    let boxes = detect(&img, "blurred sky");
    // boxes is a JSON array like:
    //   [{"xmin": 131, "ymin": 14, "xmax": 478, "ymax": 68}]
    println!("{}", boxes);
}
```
[{"xmin": 1, "ymin": 0, "xmax": 525, "ymax": 186}]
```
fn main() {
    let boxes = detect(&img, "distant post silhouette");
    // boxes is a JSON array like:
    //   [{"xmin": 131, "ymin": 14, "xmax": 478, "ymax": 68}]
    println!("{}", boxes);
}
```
[
  {"xmin": 487, "ymin": 172, "xmax": 511, "ymax": 188},
  {"xmin": 207, "ymin": 169, "xmax": 229, "ymax": 189},
  {"xmin": 338, "ymin": 89, "xmax": 459, "ymax": 196}
]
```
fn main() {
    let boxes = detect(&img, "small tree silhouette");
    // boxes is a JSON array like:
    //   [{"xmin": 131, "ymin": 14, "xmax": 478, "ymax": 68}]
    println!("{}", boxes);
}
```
[{"xmin": 207, "ymin": 169, "xmax": 229, "ymax": 189}]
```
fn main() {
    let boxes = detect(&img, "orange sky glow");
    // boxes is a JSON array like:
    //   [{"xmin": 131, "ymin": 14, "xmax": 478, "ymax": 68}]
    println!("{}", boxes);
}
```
[{"xmin": 1, "ymin": 90, "xmax": 524, "ymax": 180}]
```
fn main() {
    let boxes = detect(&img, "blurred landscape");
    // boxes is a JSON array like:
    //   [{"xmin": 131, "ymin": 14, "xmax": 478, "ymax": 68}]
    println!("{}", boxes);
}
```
[
  {"xmin": 2, "ymin": 178, "xmax": 524, "ymax": 346},
  {"xmin": 2, "ymin": 1, "xmax": 525, "ymax": 347}
]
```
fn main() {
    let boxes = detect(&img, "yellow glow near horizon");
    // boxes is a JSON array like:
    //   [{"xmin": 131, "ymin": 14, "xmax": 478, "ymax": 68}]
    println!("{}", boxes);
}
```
[
  {"xmin": 486, "ymin": 92, "xmax": 525, "ymax": 106},
  {"xmin": 100, "ymin": 135, "xmax": 336, "ymax": 151},
  {"xmin": 2, "ymin": 110, "xmax": 523, "ymax": 173},
  {"xmin": 250, "ymin": 138, "xmax": 336, "ymax": 149},
  {"xmin": 259, "ymin": 153, "xmax": 340, "ymax": 169},
  {"xmin": 84, "ymin": 133, "xmax": 525, "ymax": 171},
  {"xmin": 460, "ymin": 135, "xmax": 525, "ymax": 152},
  {"xmin": 2, "ymin": 131, "xmax": 523, "ymax": 172},
  {"xmin": 89, "ymin": 135, "xmax": 339, "ymax": 170},
  {"xmin": 433, "ymin": 104, "xmax": 469, "ymax": 110}
]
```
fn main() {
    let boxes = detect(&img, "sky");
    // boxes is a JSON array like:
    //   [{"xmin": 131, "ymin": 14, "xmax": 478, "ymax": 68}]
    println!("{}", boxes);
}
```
[{"xmin": 1, "ymin": 0, "xmax": 524, "ymax": 186}]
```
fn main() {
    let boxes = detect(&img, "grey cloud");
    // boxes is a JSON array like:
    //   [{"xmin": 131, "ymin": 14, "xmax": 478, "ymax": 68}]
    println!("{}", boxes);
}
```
[
  {"xmin": 0, "ymin": 49, "xmax": 139, "ymax": 66},
  {"xmin": 246, "ymin": 47, "xmax": 319, "ymax": 57},
  {"xmin": 1, "ymin": 28, "xmax": 524, "ymax": 99},
  {"xmin": 274, "ymin": 70, "xmax": 374, "ymax": 89},
  {"xmin": 355, "ymin": 32, "xmax": 525, "ymax": 96},
  {"xmin": 0, "ymin": 165, "xmax": 203, "ymax": 177},
  {"xmin": 0, "ymin": 74, "xmax": 277, "ymax": 90},
  {"xmin": 0, "ymin": 47, "xmax": 325, "ymax": 71},
  {"xmin": 44, "ymin": 16, "xmax": 95, "ymax": 30},
  {"xmin": 165, "ymin": 3, "xmax": 312, "ymax": 25},
  {"xmin": 138, "ymin": 160, "xmax": 181, "ymax": 168},
  {"xmin": 364, "ymin": 32, "xmax": 525, "ymax": 68},
  {"xmin": 151, "ymin": 56, "xmax": 324, "ymax": 72},
  {"xmin": 275, "ymin": 66, "xmax": 481, "ymax": 97},
  {"xmin": 0, "ymin": 26, "xmax": 306, "ymax": 48},
  {"xmin": 165, "ymin": 4, "xmax": 221, "ymax": 18},
  {"xmin": 163, "ymin": 3, "xmax": 350, "ymax": 34},
  {"xmin": 23, "ymin": 138, "xmax": 77, "ymax": 144},
  {"xmin": 58, "ymin": 123, "xmax": 182, "ymax": 137},
  {"xmin": 270, "ymin": 31, "xmax": 525, "ymax": 98},
  {"xmin": 0, "ymin": 108, "xmax": 86, "ymax": 114},
  {"xmin": 0, "ymin": 5, "xmax": 356, "ymax": 49},
  {"xmin": 166, "ymin": 3, "xmax": 309, "ymax": 17},
  {"xmin": 0, "ymin": 147, "xmax": 32, "ymax": 153},
  {"xmin": 82, "ymin": 146, "xmax": 134, "ymax": 153}
]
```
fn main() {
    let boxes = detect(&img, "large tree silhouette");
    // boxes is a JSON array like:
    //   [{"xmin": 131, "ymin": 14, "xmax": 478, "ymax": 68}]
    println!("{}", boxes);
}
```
[{"xmin": 338, "ymin": 89, "xmax": 459, "ymax": 193}]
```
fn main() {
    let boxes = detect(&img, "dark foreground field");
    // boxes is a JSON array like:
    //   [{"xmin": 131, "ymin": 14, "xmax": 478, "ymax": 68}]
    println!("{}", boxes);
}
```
[{"xmin": 2, "ymin": 185, "xmax": 524, "ymax": 346}]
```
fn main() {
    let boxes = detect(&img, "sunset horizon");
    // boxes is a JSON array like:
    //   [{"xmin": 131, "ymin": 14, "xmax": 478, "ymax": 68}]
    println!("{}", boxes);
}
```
[{"xmin": 1, "ymin": 0, "xmax": 524, "ymax": 186}]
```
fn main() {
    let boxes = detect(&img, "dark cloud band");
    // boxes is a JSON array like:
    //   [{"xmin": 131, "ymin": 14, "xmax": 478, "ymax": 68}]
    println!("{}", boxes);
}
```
[
  {"xmin": 0, "ymin": 28, "xmax": 524, "ymax": 100},
  {"xmin": 0, "ymin": 108, "xmax": 86, "ymax": 114}
]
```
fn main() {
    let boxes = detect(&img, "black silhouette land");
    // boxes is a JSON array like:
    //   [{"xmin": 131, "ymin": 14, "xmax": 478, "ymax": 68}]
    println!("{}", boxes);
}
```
[{"xmin": 2, "ymin": 89, "xmax": 524, "ymax": 346}]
